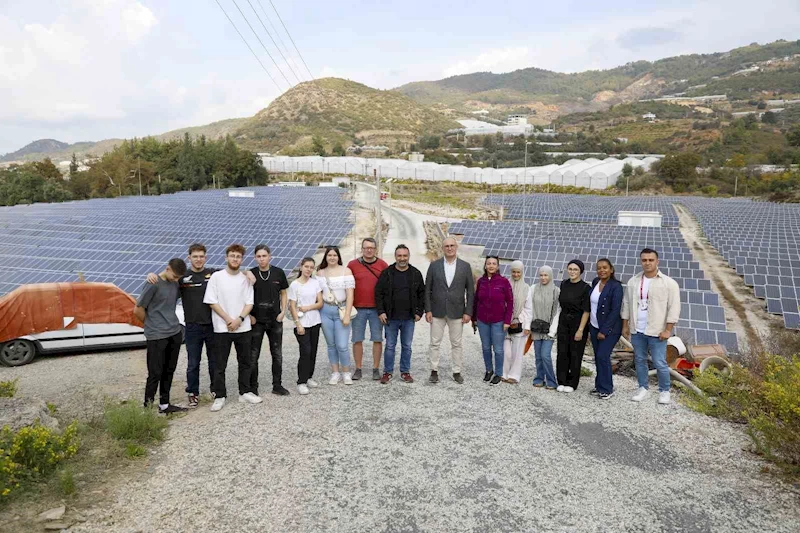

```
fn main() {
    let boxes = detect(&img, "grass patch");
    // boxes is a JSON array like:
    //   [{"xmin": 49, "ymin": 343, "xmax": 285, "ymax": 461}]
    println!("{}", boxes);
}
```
[
  {"xmin": 684, "ymin": 353, "xmax": 800, "ymax": 480},
  {"xmin": 580, "ymin": 366, "xmax": 594, "ymax": 377},
  {"xmin": 103, "ymin": 402, "xmax": 168, "ymax": 445},
  {"xmin": 59, "ymin": 467, "xmax": 75, "ymax": 496},
  {"xmin": 46, "ymin": 402, "xmax": 57, "ymax": 415},
  {"xmin": 0, "ymin": 379, "xmax": 18, "ymax": 398},
  {"xmin": 124, "ymin": 444, "xmax": 147, "ymax": 459}
]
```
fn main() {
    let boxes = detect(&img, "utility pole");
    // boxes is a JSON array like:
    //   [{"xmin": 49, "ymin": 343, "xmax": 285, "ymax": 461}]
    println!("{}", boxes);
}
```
[
  {"xmin": 375, "ymin": 169, "xmax": 382, "ymax": 259},
  {"xmin": 137, "ymin": 156, "xmax": 142, "ymax": 196}
]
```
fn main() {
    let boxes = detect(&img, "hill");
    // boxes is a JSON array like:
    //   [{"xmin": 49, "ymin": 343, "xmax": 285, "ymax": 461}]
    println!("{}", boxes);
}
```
[
  {"xmin": 230, "ymin": 78, "xmax": 461, "ymax": 153},
  {"xmin": 396, "ymin": 39, "xmax": 800, "ymax": 121},
  {"xmin": 1, "ymin": 139, "xmax": 72, "ymax": 162}
]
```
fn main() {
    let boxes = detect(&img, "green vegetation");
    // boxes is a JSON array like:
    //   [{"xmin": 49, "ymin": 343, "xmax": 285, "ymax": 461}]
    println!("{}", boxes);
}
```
[
  {"xmin": 0, "ymin": 133, "xmax": 268, "ymax": 206},
  {"xmin": 103, "ymin": 402, "xmax": 169, "ymax": 445},
  {"xmin": 0, "ymin": 422, "xmax": 80, "ymax": 499},
  {"xmin": 124, "ymin": 443, "xmax": 147, "ymax": 459},
  {"xmin": 684, "ymin": 354, "xmax": 800, "ymax": 480},
  {"xmin": 59, "ymin": 467, "xmax": 75, "ymax": 496},
  {"xmin": 0, "ymin": 379, "xmax": 18, "ymax": 398},
  {"xmin": 235, "ymin": 78, "xmax": 460, "ymax": 154}
]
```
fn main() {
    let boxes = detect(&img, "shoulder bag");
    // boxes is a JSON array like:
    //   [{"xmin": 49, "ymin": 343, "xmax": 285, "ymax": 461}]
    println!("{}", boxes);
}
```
[{"xmin": 323, "ymin": 273, "xmax": 358, "ymax": 321}]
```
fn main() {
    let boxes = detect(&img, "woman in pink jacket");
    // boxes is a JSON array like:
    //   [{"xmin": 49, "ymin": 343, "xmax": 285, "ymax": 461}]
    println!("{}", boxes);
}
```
[{"xmin": 472, "ymin": 256, "xmax": 513, "ymax": 385}]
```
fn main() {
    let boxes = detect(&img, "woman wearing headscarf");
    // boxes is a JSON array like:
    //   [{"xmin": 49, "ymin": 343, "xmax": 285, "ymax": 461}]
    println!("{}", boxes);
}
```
[
  {"xmin": 520, "ymin": 265, "xmax": 561, "ymax": 389},
  {"xmin": 556, "ymin": 259, "xmax": 591, "ymax": 393},
  {"xmin": 502, "ymin": 261, "xmax": 530, "ymax": 384},
  {"xmin": 589, "ymin": 258, "xmax": 623, "ymax": 400},
  {"xmin": 472, "ymin": 256, "xmax": 513, "ymax": 385}
]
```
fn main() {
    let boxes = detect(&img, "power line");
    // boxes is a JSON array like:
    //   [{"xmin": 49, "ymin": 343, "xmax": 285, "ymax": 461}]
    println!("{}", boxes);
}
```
[
  {"xmin": 267, "ymin": 0, "xmax": 315, "ymax": 80},
  {"xmin": 244, "ymin": 0, "xmax": 303, "ymax": 84},
  {"xmin": 255, "ymin": 0, "xmax": 306, "ymax": 83},
  {"xmin": 229, "ymin": 0, "xmax": 292, "ymax": 88},
  {"xmin": 213, "ymin": 0, "xmax": 283, "ymax": 93}
]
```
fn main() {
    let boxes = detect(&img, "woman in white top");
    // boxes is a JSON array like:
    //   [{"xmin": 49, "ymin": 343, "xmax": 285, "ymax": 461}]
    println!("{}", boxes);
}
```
[
  {"xmin": 502, "ymin": 261, "xmax": 530, "ymax": 384},
  {"xmin": 317, "ymin": 246, "xmax": 356, "ymax": 385},
  {"xmin": 288, "ymin": 257, "xmax": 324, "ymax": 395}
]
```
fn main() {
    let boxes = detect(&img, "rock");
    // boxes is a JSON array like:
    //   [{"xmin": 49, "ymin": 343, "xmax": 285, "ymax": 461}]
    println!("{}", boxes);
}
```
[
  {"xmin": 36, "ymin": 506, "xmax": 66, "ymax": 522},
  {"xmin": 44, "ymin": 522, "xmax": 71, "ymax": 530},
  {"xmin": 0, "ymin": 398, "xmax": 59, "ymax": 432},
  {"xmin": 73, "ymin": 513, "xmax": 86, "ymax": 522}
]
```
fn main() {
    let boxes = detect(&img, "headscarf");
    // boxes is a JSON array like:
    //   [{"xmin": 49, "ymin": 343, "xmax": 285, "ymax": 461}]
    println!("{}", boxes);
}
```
[
  {"xmin": 533, "ymin": 265, "xmax": 557, "ymax": 321},
  {"xmin": 567, "ymin": 259, "xmax": 585, "ymax": 275},
  {"xmin": 509, "ymin": 260, "xmax": 529, "ymax": 321}
]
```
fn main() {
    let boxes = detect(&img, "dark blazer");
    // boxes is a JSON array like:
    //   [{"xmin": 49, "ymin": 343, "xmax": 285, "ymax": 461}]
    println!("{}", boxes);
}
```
[
  {"xmin": 425, "ymin": 257, "xmax": 475, "ymax": 320},
  {"xmin": 590, "ymin": 277, "xmax": 624, "ymax": 337},
  {"xmin": 375, "ymin": 264, "xmax": 425, "ymax": 319}
]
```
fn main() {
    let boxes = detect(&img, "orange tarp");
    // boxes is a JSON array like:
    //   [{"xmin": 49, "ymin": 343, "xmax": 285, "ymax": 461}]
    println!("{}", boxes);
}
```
[{"xmin": 0, "ymin": 283, "xmax": 143, "ymax": 343}]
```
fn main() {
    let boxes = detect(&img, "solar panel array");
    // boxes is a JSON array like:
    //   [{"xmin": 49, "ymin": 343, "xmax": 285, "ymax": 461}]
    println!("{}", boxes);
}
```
[
  {"xmin": 483, "ymin": 194, "xmax": 681, "ymax": 227},
  {"xmin": 0, "ymin": 187, "xmax": 354, "ymax": 297},
  {"xmin": 680, "ymin": 197, "xmax": 800, "ymax": 330},
  {"xmin": 449, "ymin": 217, "xmax": 739, "ymax": 352}
]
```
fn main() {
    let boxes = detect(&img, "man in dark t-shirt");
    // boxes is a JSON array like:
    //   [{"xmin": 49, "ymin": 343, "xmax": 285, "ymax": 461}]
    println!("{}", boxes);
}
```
[
  {"xmin": 250, "ymin": 244, "xmax": 290, "ymax": 396},
  {"xmin": 135, "ymin": 258, "xmax": 188, "ymax": 415}
]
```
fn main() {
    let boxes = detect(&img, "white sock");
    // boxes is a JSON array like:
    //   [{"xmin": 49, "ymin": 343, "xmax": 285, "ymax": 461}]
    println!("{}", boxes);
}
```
[{"xmin": 159, "ymin": 403, "xmax": 168, "ymax": 410}]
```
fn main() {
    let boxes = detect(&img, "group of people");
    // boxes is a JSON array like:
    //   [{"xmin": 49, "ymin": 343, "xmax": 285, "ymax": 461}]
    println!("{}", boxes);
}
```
[{"xmin": 134, "ymin": 237, "xmax": 681, "ymax": 414}]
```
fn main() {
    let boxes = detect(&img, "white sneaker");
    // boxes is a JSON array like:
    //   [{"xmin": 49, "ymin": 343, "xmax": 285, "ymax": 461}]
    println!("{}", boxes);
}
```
[
  {"xmin": 307, "ymin": 379, "xmax": 319, "ymax": 388},
  {"xmin": 658, "ymin": 391, "xmax": 671, "ymax": 405},
  {"xmin": 631, "ymin": 387, "xmax": 649, "ymax": 402},
  {"xmin": 556, "ymin": 385, "xmax": 565, "ymax": 392},
  {"xmin": 210, "ymin": 397, "xmax": 226, "ymax": 412},
  {"xmin": 562, "ymin": 386, "xmax": 574, "ymax": 393},
  {"xmin": 342, "ymin": 372, "xmax": 353, "ymax": 385},
  {"xmin": 297, "ymin": 384, "xmax": 310, "ymax": 395},
  {"xmin": 239, "ymin": 392, "xmax": 263, "ymax": 404},
  {"xmin": 328, "ymin": 372, "xmax": 340, "ymax": 385}
]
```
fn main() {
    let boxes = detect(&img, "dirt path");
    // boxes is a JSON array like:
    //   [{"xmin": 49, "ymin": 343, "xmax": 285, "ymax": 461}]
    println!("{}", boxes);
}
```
[{"xmin": 675, "ymin": 204, "xmax": 779, "ymax": 353}]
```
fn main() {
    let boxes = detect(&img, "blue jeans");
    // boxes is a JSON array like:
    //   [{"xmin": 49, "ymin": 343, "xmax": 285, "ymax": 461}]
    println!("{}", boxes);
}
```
[
  {"xmin": 184, "ymin": 322, "xmax": 215, "ymax": 395},
  {"xmin": 383, "ymin": 319, "xmax": 415, "ymax": 374},
  {"xmin": 477, "ymin": 321, "xmax": 505, "ymax": 376},
  {"xmin": 631, "ymin": 333, "xmax": 670, "ymax": 392},
  {"xmin": 351, "ymin": 308, "xmax": 383, "ymax": 343},
  {"xmin": 320, "ymin": 303, "xmax": 351, "ymax": 368},
  {"xmin": 532, "ymin": 338, "xmax": 556, "ymax": 387},
  {"xmin": 590, "ymin": 326, "xmax": 619, "ymax": 395}
]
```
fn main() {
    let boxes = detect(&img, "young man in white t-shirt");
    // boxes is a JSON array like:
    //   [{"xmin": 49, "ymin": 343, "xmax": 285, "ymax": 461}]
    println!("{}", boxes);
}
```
[{"xmin": 203, "ymin": 243, "xmax": 260, "ymax": 412}]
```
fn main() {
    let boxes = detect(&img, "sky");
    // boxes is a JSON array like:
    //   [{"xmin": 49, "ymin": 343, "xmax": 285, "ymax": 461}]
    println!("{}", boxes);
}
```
[{"xmin": 1, "ymin": 0, "xmax": 799, "ymax": 156}]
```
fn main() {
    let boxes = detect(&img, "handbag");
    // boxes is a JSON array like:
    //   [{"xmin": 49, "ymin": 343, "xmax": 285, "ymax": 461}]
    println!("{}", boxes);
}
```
[
  {"xmin": 530, "ymin": 319, "xmax": 550, "ymax": 334},
  {"xmin": 508, "ymin": 323, "xmax": 523, "ymax": 334}
]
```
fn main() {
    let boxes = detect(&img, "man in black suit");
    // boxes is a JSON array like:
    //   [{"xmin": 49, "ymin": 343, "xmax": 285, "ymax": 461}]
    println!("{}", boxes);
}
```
[{"xmin": 424, "ymin": 237, "xmax": 475, "ymax": 384}]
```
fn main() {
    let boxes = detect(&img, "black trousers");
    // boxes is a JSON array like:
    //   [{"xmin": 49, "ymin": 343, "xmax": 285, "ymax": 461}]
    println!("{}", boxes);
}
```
[
  {"xmin": 556, "ymin": 315, "xmax": 589, "ymax": 389},
  {"xmin": 144, "ymin": 330, "xmax": 183, "ymax": 406},
  {"xmin": 294, "ymin": 324, "xmax": 321, "ymax": 384},
  {"xmin": 212, "ymin": 332, "xmax": 253, "ymax": 399},
  {"xmin": 250, "ymin": 316, "xmax": 283, "ymax": 394}
]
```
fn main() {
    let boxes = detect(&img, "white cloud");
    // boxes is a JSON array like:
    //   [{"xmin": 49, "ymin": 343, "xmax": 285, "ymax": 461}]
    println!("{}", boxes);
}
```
[
  {"xmin": 443, "ymin": 47, "xmax": 531, "ymax": 77},
  {"xmin": 121, "ymin": 1, "xmax": 158, "ymax": 42}
]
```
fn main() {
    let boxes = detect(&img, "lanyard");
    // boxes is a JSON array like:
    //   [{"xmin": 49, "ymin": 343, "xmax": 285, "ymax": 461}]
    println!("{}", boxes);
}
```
[{"xmin": 640, "ymin": 275, "xmax": 648, "ymax": 302}]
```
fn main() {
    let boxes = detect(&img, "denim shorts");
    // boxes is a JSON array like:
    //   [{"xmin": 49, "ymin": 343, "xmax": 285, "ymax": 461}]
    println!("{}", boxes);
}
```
[{"xmin": 350, "ymin": 307, "xmax": 383, "ymax": 343}]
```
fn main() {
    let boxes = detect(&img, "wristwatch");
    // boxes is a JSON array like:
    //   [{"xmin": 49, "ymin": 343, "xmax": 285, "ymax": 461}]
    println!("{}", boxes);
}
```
[{"xmin": 239, "ymin": 316, "xmax": 246, "ymax": 322}]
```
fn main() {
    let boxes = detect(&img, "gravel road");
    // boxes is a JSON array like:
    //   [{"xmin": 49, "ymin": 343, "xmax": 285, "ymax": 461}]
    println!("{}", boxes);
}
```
[{"xmin": 3, "ymin": 324, "xmax": 798, "ymax": 533}]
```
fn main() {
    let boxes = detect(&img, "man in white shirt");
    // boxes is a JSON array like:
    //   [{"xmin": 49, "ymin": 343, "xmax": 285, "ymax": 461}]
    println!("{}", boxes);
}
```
[
  {"xmin": 622, "ymin": 248, "xmax": 681, "ymax": 405},
  {"xmin": 203, "ymin": 243, "xmax": 260, "ymax": 412}
]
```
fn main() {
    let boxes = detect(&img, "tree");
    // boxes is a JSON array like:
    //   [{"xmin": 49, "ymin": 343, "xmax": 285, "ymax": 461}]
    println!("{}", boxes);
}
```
[
  {"xmin": 311, "ymin": 136, "xmax": 326, "ymax": 156},
  {"xmin": 622, "ymin": 162, "xmax": 633, "ymax": 178},
  {"xmin": 331, "ymin": 142, "xmax": 345, "ymax": 156},
  {"xmin": 69, "ymin": 153, "xmax": 79, "ymax": 178},
  {"xmin": 419, "ymin": 135, "xmax": 440, "ymax": 150},
  {"xmin": 656, "ymin": 152, "xmax": 701, "ymax": 192},
  {"xmin": 761, "ymin": 111, "xmax": 778, "ymax": 125},
  {"xmin": 787, "ymin": 125, "xmax": 800, "ymax": 147},
  {"xmin": 757, "ymin": 101, "xmax": 767, "ymax": 110}
]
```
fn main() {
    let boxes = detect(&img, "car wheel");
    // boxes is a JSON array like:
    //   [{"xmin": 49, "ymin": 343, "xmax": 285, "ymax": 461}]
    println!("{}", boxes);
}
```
[{"xmin": 0, "ymin": 339, "xmax": 37, "ymax": 367}]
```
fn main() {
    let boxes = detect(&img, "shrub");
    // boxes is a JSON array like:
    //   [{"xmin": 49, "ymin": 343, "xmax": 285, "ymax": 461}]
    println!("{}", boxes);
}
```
[
  {"xmin": 580, "ymin": 366, "xmax": 594, "ymax": 377},
  {"xmin": 0, "ymin": 421, "xmax": 79, "ymax": 499},
  {"xmin": 59, "ymin": 467, "xmax": 75, "ymax": 496},
  {"xmin": 685, "ymin": 354, "xmax": 800, "ymax": 478},
  {"xmin": 104, "ymin": 402, "xmax": 168, "ymax": 444},
  {"xmin": 0, "ymin": 379, "xmax": 17, "ymax": 398},
  {"xmin": 125, "ymin": 443, "xmax": 147, "ymax": 459}
]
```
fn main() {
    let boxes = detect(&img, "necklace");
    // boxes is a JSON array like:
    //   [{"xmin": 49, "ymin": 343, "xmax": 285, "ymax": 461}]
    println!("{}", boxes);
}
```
[{"xmin": 258, "ymin": 267, "xmax": 271, "ymax": 281}]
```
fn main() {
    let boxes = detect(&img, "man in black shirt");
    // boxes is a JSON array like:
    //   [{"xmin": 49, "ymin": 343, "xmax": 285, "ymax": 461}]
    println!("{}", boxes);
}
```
[
  {"xmin": 374, "ymin": 245, "xmax": 425, "ymax": 384},
  {"xmin": 146, "ymin": 243, "xmax": 255, "ymax": 408},
  {"xmin": 250, "ymin": 244, "xmax": 290, "ymax": 396}
]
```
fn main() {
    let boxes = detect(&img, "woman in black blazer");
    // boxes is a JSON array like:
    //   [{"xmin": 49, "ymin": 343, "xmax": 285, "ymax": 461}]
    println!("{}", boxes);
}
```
[{"xmin": 588, "ymin": 258, "xmax": 624, "ymax": 400}]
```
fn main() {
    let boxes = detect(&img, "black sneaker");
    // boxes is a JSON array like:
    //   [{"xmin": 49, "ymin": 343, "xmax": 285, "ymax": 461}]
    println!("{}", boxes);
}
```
[
  {"xmin": 489, "ymin": 375, "xmax": 502, "ymax": 385},
  {"xmin": 589, "ymin": 388, "xmax": 600, "ymax": 396},
  {"xmin": 158, "ymin": 404, "xmax": 188, "ymax": 415},
  {"xmin": 352, "ymin": 368, "xmax": 362, "ymax": 380},
  {"xmin": 372, "ymin": 368, "xmax": 381, "ymax": 380},
  {"xmin": 598, "ymin": 391, "xmax": 615, "ymax": 400},
  {"xmin": 483, "ymin": 371, "xmax": 494, "ymax": 382},
  {"xmin": 187, "ymin": 394, "xmax": 199, "ymax": 408},
  {"xmin": 453, "ymin": 373, "xmax": 464, "ymax": 384},
  {"xmin": 272, "ymin": 386, "xmax": 290, "ymax": 396},
  {"xmin": 429, "ymin": 370, "xmax": 439, "ymax": 383}
]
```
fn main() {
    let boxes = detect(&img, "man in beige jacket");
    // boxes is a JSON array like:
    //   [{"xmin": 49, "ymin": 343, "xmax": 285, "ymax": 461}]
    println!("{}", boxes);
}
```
[{"xmin": 621, "ymin": 248, "xmax": 680, "ymax": 405}]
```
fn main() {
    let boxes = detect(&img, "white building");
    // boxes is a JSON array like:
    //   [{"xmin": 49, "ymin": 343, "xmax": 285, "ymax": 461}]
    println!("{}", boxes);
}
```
[
  {"xmin": 642, "ymin": 113, "xmax": 656, "ymax": 122},
  {"xmin": 507, "ymin": 114, "xmax": 528, "ymax": 126}
]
